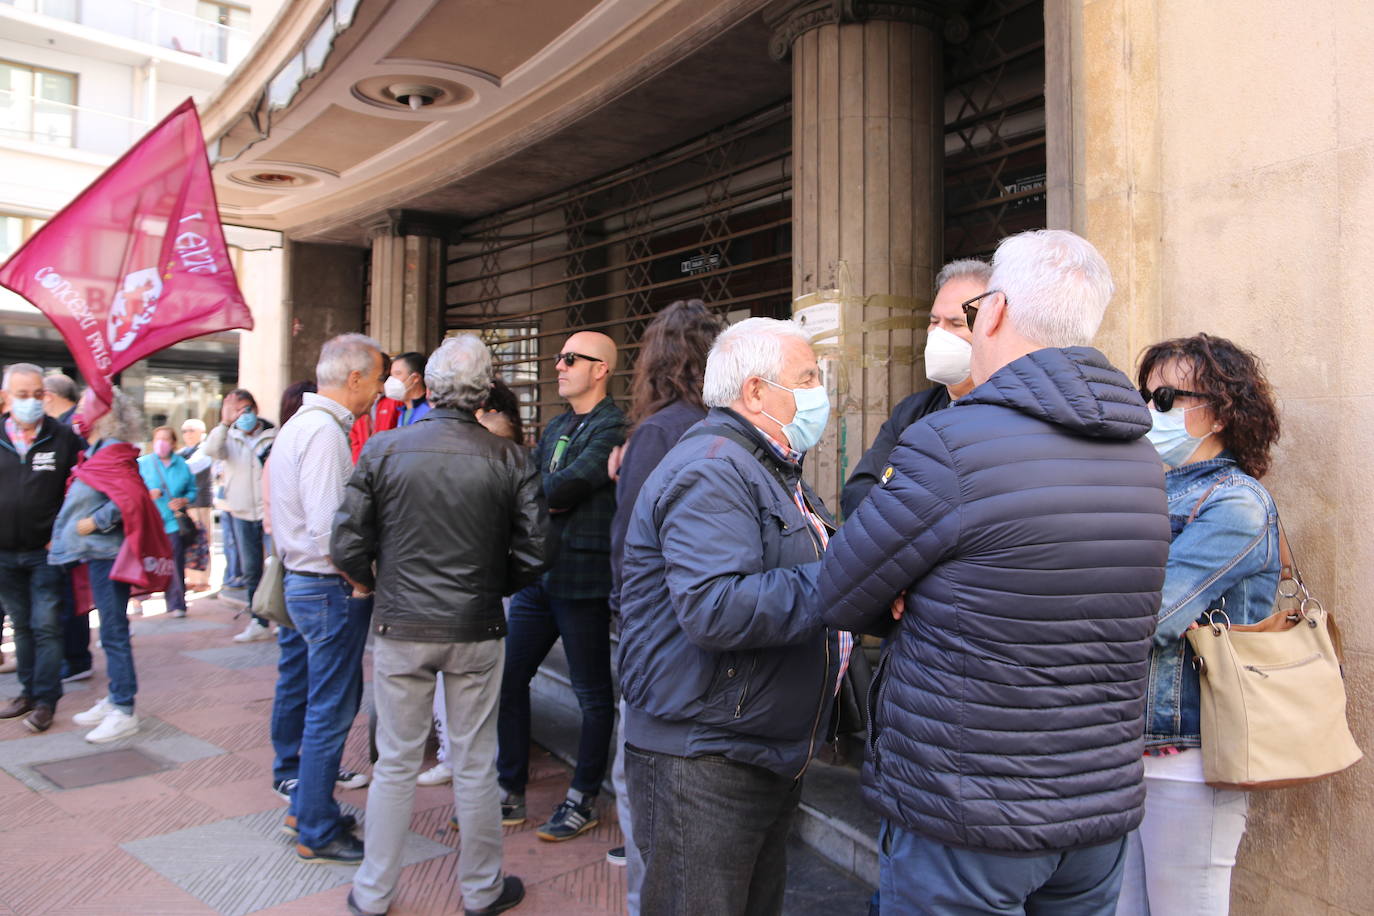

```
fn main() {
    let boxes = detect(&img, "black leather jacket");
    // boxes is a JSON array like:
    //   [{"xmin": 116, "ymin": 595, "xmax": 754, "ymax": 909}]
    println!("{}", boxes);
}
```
[{"xmin": 331, "ymin": 408, "xmax": 548, "ymax": 642}]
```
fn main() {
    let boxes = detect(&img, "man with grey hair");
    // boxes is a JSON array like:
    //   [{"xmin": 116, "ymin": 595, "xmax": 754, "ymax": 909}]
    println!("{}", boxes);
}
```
[
  {"xmin": 841, "ymin": 257, "xmax": 992, "ymax": 516},
  {"xmin": 0, "ymin": 363, "xmax": 85, "ymax": 732},
  {"xmin": 269, "ymin": 332, "xmax": 385, "ymax": 866},
  {"xmin": 41, "ymin": 372, "xmax": 79, "ymax": 426},
  {"xmin": 818, "ymin": 229, "xmax": 1169, "ymax": 913},
  {"xmin": 335, "ymin": 334, "xmax": 545, "ymax": 916},
  {"xmin": 617, "ymin": 317, "xmax": 847, "ymax": 915}
]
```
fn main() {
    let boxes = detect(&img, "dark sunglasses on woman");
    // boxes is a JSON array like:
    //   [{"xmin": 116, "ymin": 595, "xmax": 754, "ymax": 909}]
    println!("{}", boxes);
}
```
[{"xmin": 1139, "ymin": 385, "xmax": 1208, "ymax": 412}]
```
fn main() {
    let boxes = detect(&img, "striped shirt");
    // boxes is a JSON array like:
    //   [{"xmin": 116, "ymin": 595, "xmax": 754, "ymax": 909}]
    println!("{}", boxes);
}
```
[{"xmin": 268, "ymin": 393, "xmax": 355, "ymax": 575}]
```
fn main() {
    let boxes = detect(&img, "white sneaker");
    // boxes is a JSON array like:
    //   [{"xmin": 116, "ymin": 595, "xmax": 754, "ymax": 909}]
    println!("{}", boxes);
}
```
[
  {"xmin": 85, "ymin": 709, "xmax": 139, "ymax": 743},
  {"xmin": 73, "ymin": 696, "xmax": 115, "ymax": 726},
  {"xmin": 233, "ymin": 620, "xmax": 272, "ymax": 642},
  {"xmin": 417, "ymin": 762, "xmax": 452, "ymax": 786}
]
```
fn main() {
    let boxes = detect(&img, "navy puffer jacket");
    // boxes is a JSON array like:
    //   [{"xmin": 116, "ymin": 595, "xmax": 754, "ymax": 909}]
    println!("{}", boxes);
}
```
[{"xmin": 818, "ymin": 346, "xmax": 1170, "ymax": 854}]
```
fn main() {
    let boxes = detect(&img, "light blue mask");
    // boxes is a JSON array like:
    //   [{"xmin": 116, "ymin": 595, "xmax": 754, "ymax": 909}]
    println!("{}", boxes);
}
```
[
  {"xmin": 9, "ymin": 396, "xmax": 45, "ymax": 426},
  {"xmin": 1145, "ymin": 405, "xmax": 1211, "ymax": 468},
  {"xmin": 234, "ymin": 411, "xmax": 258, "ymax": 432},
  {"xmin": 762, "ymin": 379, "xmax": 830, "ymax": 453}
]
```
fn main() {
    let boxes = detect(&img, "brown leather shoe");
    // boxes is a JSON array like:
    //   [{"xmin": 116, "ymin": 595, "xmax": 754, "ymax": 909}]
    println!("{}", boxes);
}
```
[
  {"xmin": 0, "ymin": 696, "xmax": 35, "ymax": 719},
  {"xmin": 24, "ymin": 705, "xmax": 54, "ymax": 733}
]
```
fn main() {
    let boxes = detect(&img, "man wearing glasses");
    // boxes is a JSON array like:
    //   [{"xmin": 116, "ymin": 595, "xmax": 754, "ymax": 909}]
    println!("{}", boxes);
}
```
[
  {"xmin": 496, "ymin": 331, "xmax": 626, "ymax": 843},
  {"xmin": 840, "ymin": 259, "xmax": 993, "ymax": 517}
]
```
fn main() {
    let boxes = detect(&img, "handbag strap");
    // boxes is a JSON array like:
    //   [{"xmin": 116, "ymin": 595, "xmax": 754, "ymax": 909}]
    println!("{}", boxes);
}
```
[{"xmin": 150, "ymin": 457, "xmax": 186, "ymax": 514}]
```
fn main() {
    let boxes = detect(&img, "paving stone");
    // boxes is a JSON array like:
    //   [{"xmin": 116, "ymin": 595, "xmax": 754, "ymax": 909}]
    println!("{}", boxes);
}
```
[{"xmin": 183, "ymin": 643, "xmax": 281, "ymax": 670}]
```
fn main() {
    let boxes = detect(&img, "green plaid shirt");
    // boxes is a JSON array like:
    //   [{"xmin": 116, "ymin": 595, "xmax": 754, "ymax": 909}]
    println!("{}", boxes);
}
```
[{"xmin": 534, "ymin": 396, "xmax": 627, "ymax": 599}]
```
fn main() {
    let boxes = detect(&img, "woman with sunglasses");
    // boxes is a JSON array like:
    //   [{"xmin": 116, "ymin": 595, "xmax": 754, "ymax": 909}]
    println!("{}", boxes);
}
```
[{"xmin": 1117, "ymin": 333, "xmax": 1282, "ymax": 916}]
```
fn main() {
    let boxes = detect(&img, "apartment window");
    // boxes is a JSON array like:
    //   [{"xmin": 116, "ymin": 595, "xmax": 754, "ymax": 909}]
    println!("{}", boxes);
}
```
[
  {"xmin": 196, "ymin": 1, "xmax": 249, "ymax": 63},
  {"xmin": 0, "ymin": 61, "xmax": 76, "ymax": 147},
  {"xmin": 0, "ymin": 212, "xmax": 45, "ymax": 260}
]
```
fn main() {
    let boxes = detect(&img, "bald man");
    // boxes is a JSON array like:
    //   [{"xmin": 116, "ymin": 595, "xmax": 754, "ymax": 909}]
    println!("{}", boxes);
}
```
[{"xmin": 496, "ymin": 331, "xmax": 627, "ymax": 842}]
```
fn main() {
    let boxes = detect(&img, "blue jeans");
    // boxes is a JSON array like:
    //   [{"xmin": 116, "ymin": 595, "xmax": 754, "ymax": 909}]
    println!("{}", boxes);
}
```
[
  {"xmin": 0, "ymin": 549, "xmax": 66, "ymax": 707},
  {"xmin": 283, "ymin": 572, "xmax": 371, "ymax": 849},
  {"xmin": 271, "ymin": 624, "xmax": 308, "ymax": 783},
  {"xmin": 229, "ymin": 514, "xmax": 267, "ymax": 626},
  {"xmin": 879, "ymin": 821, "xmax": 1129, "ymax": 915},
  {"xmin": 87, "ymin": 558, "xmax": 136, "ymax": 712},
  {"xmin": 164, "ymin": 530, "xmax": 187, "ymax": 612},
  {"xmin": 221, "ymin": 512, "xmax": 242, "ymax": 584},
  {"xmin": 497, "ymin": 582, "xmax": 614, "ymax": 796},
  {"xmin": 60, "ymin": 569, "xmax": 92, "ymax": 676}
]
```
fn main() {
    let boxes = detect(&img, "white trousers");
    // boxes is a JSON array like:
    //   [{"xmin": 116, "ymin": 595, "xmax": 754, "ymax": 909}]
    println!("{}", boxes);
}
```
[{"xmin": 1116, "ymin": 774, "xmax": 1249, "ymax": 916}]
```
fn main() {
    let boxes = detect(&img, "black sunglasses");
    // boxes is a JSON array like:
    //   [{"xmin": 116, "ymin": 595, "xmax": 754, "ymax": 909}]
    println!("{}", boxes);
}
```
[
  {"xmin": 1139, "ymin": 385, "xmax": 1208, "ymax": 412},
  {"xmin": 959, "ymin": 289, "xmax": 1002, "ymax": 330},
  {"xmin": 555, "ymin": 351, "xmax": 604, "ymax": 367}
]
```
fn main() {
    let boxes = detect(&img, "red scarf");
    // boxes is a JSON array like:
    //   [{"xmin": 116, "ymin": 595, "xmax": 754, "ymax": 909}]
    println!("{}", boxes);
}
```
[{"xmin": 72, "ymin": 442, "xmax": 172, "ymax": 594}]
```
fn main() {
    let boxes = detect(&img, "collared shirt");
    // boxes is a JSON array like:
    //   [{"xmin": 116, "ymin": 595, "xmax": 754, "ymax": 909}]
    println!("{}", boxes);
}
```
[
  {"xmin": 268, "ymin": 392, "xmax": 355, "ymax": 575},
  {"xmin": 398, "ymin": 397, "xmax": 432, "ymax": 427},
  {"xmin": 751, "ymin": 424, "xmax": 854, "ymax": 694},
  {"xmin": 5, "ymin": 417, "xmax": 37, "ymax": 459}
]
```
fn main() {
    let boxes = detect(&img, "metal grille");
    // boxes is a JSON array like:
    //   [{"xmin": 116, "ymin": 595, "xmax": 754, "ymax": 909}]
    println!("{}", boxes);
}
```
[
  {"xmin": 446, "ymin": 102, "xmax": 793, "ymax": 440},
  {"xmin": 943, "ymin": 0, "xmax": 1048, "ymax": 260}
]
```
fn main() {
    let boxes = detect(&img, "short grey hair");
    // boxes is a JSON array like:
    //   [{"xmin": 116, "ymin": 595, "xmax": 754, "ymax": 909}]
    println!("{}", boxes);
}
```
[
  {"xmin": 181, "ymin": 418, "xmax": 206, "ymax": 433},
  {"xmin": 702, "ymin": 317, "xmax": 812, "ymax": 408},
  {"xmin": 987, "ymin": 229, "xmax": 1114, "ymax": 348},
  {"xmin": 935, "ymin": 258, "xmax": 992, "ymax": 294},
  {"xmin": 3, "ymin": 362, "xmax": 43, "ymax": 389},
  {"xmin": 91, "ymin": 388, "xmax": 146, "ymax": 444},
  {"xmin": 425, "ymin": 335, "xmax": 492, "ymax": 410},
  {"xmin": 315, "ymin": 333, "xmax": 382, "ymax": 388},
  {"xmin": 43, "ymin": 372, "xmax": 77, "ymax": 401}
]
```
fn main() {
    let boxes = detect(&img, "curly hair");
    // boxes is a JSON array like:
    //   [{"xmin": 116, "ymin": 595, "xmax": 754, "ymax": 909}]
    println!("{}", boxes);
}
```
[
  {"xmin": 481, "ymin": 376, "xmax": 524, "ymax": 444},
  {"xmin": 1137, "ymin": 333, "xmax": 1280, "ymax": 478},
  {"xmin": 629, "ymin": 300, "xmax": 723, "ymax": 429}
]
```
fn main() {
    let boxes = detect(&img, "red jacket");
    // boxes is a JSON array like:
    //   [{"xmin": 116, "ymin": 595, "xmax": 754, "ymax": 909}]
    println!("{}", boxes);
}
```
[
  {"xmin": 72, "ymin": 442, "xmax": 172, "ymax": 593},
  {"xmin": 349, "ymin": 397, "xmax": 401, "ymax": 463}
]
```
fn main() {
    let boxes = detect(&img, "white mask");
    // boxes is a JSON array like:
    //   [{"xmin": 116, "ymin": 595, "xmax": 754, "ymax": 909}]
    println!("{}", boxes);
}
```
[
  {"xmin": 924, "ymin": 327, "xmax": 973, "ymax": 388},
  {"xmin": 383, "ymin": 376, "xmax": 408, "ymax": 401}
]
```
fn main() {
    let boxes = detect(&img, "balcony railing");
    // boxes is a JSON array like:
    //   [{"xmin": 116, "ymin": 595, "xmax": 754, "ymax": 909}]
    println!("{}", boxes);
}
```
[
  {"xmin": 2, "ymin": 0, "xmax": 252, "ymax": 66},
  {"xmin": 0, "ymin": 88, "xmax": 150, "ymax": 156}
]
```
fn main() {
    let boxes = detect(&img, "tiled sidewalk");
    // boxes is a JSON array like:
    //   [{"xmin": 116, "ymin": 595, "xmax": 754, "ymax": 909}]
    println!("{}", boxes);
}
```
[{"xmin": 0, "ymin": 594, "xmax": 627, "ymax": 916}]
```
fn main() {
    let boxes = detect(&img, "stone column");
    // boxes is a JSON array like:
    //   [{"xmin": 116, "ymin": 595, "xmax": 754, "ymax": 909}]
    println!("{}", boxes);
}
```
[
  {"xmin": 767, "ymin": 0, "xmax": 955, "ymax": 512},
  {"xmin": 283, "ymin": 240, "xmax": 368, "ymax": 384},
  {"xmin": 367, "ymin": 211, "xmax": 449, "ymax": 358}
]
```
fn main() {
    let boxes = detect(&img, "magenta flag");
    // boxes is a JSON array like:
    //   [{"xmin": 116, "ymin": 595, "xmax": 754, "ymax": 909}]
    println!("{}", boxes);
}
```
[{"xmin": 0, "ymin": 98, "xmax": 253, "ymax": 417}]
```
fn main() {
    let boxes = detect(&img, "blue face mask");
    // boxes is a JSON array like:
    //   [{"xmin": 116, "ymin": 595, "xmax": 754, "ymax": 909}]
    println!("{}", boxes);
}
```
[
  {"xmin": 9, "ymin": 396, "xmax": 45, "ymax": 426},
  {"xmin": 234, "ymin": 411, "xmax": 258, "ymax": 433},
  {"xmin": 761, "ymin": 379, "xmax": 830, "ymax": 453},
  {"xmin": 1145, "ymin": 405, "xmax": 1211, "ymax": 468}
]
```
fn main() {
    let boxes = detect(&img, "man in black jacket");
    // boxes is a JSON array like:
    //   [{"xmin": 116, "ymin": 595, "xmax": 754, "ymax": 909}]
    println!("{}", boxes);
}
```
[
  {"xmin": 840, "ymin": 258, "xmax": 991, "ymax": 517},
  {"xmin": 0, "ymin": 363, "xmax": 86, "ymax": 732},
  {"xmin": 335, "ymin": 335, "xmax": 545, "ymax": 916},
  {"xmin": 496, "ymin": 330, "xmax": 626, "ymax": 843}
]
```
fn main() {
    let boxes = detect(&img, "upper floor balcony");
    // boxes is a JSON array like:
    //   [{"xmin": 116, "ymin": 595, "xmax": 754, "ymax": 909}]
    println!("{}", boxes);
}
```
[{"xmin": 0, "ymin": 0, "xmax": 253, "ymax": 67}]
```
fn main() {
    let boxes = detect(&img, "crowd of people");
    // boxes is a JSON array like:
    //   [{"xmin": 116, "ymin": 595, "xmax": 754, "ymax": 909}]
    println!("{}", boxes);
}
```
[{"xmin": 0, "ymin": 227, "xmax": 1287, "ymax": 916}]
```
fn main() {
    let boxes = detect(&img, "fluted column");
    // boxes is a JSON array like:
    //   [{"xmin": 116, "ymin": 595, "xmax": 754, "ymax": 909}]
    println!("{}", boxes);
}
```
[
  {"xmin": 367, "ymin": 211, "xmax": 448, "ymax": 357},
  {"xmin": 768, "ymin": 0, "xmax": 953, "ymax": 512}
]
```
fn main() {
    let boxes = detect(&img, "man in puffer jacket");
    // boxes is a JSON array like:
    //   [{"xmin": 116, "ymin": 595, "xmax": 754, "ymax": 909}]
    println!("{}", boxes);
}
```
[{"xmin": 818, "ymin": 229, "xmax": 1170, "ymax": 915}]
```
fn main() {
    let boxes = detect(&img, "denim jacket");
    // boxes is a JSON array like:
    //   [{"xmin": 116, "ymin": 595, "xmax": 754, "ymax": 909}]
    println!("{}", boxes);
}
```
[
  {"xmin": 48, "ymin": 440, "xmax": 127, "ymax": 565},
  {"xmin": 1144, "ymin": 454, "xmax": 1280, "ymax": 747}
]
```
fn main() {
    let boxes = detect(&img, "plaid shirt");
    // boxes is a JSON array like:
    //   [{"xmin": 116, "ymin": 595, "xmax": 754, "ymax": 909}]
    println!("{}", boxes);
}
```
[{"xmin": 534, "ymin": 396, "xmax": 627, "ymax": 599}]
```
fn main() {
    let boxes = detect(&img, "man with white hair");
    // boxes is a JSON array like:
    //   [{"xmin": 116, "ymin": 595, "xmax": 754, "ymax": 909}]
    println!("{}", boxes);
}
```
[
  {"xmin": 41, "ymin": 372, "xmax": 79, "ymax": 426},
  {"xmin": 818, "ymin": 230, "xmax": 1171, "ymax": 913},
  {"xmin": 269, "ymin": 333, "xmax": 385, "ymax": 865},
  {"xmin": 617, "ymin": 317, "xmax": 846, "ymax": 915},
  {"xmin": 335, "ymin": 335, "xmax": 545, "ymax": 916}
]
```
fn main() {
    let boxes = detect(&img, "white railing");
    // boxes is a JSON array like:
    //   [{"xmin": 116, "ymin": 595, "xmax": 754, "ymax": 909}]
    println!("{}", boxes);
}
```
[
  {"xmin": 0, "ymin": 88, "xmax": 150, "ymax": 156},
  {"xmin": 3, "ymin": 0, "xmax": 253, "ymax": 66}
]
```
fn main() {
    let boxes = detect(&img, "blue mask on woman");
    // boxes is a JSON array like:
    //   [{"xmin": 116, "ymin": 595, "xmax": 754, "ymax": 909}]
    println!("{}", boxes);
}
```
[
  {"xmin": 761, "ymin": 379, "xmax": 830, "ymax": 453},
  {"xmin": 1145, "ymin": 405, "xmax": 1211, "ymax": 468},
  {"xmin": 234, "ymin": 411, "xmax": 258, "ymax": 432}
]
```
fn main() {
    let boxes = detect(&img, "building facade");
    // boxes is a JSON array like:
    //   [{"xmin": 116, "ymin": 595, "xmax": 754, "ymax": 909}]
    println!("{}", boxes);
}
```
[{"xmin": 200, "ymin": 1, "xmax": 1370, "ymax": 910}]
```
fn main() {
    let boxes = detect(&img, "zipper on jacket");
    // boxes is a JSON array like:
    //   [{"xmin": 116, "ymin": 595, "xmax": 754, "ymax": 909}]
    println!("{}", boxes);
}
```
[
  {"xmin": 794, "ymin": 635, "xmax": 831, "ymax": 780},
  {"xmin": 733, "ymin": 656, "xmax": 759, "ymax": 718},
  {"xmin": 866, "ymin": 651, "xmax": 890, "ymax": 766},
  {"xmin": 1244, "ymin": 653, "xmax": 1321, "ymax": 678}
]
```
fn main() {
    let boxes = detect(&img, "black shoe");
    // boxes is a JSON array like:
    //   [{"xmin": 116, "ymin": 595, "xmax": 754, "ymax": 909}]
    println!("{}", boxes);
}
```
[
  {"xmin": 296, "ymin": 832, "xmax": 364, "ymax": 865},
  {"xmin": 536, "ymin": 797, "xmax": 598, "ymax": 842},
  {"xmin": 24, "ymin": 704, "xmax": 55, "ymax": 733},
  {"xmin": 606, "ymin": 845, "xmax": 626, "ymax": 866},
  {"xmin": 464, "ymin": 875, "xmax": 524, "ymax": 916},
  {"xmin": 281, "ymin": 813, "xmax": 356, "ymax": 837},
  {"xmin": 346, "ymin": 890, "xmax": 386, "ymax": 916},
  {"xmin": 272, "ymin": 777, "xmax": 297, "ymax": 800}
]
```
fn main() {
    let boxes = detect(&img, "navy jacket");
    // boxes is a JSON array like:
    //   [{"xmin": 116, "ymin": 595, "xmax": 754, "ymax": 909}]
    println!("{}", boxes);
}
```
[
  {"xmin": 819, "ymin": 347, "xmax": 1170, "ymax": 854},
  {"xmin": 619, "ymin": 408, "xmax": 842, "ymax": 778},
  {"xmin": 0, "ymin": 415, "xmax": 85, "ymax": 552},
  {"xmin": 840, "ymin": 385, "xmax": 951, "ymax": 518}
]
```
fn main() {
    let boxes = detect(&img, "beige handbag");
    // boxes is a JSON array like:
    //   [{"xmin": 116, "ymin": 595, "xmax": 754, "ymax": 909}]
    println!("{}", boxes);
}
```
[{"xmin": 1185, "ymin": 521, "xmax": 1362, "ymax": 789}]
